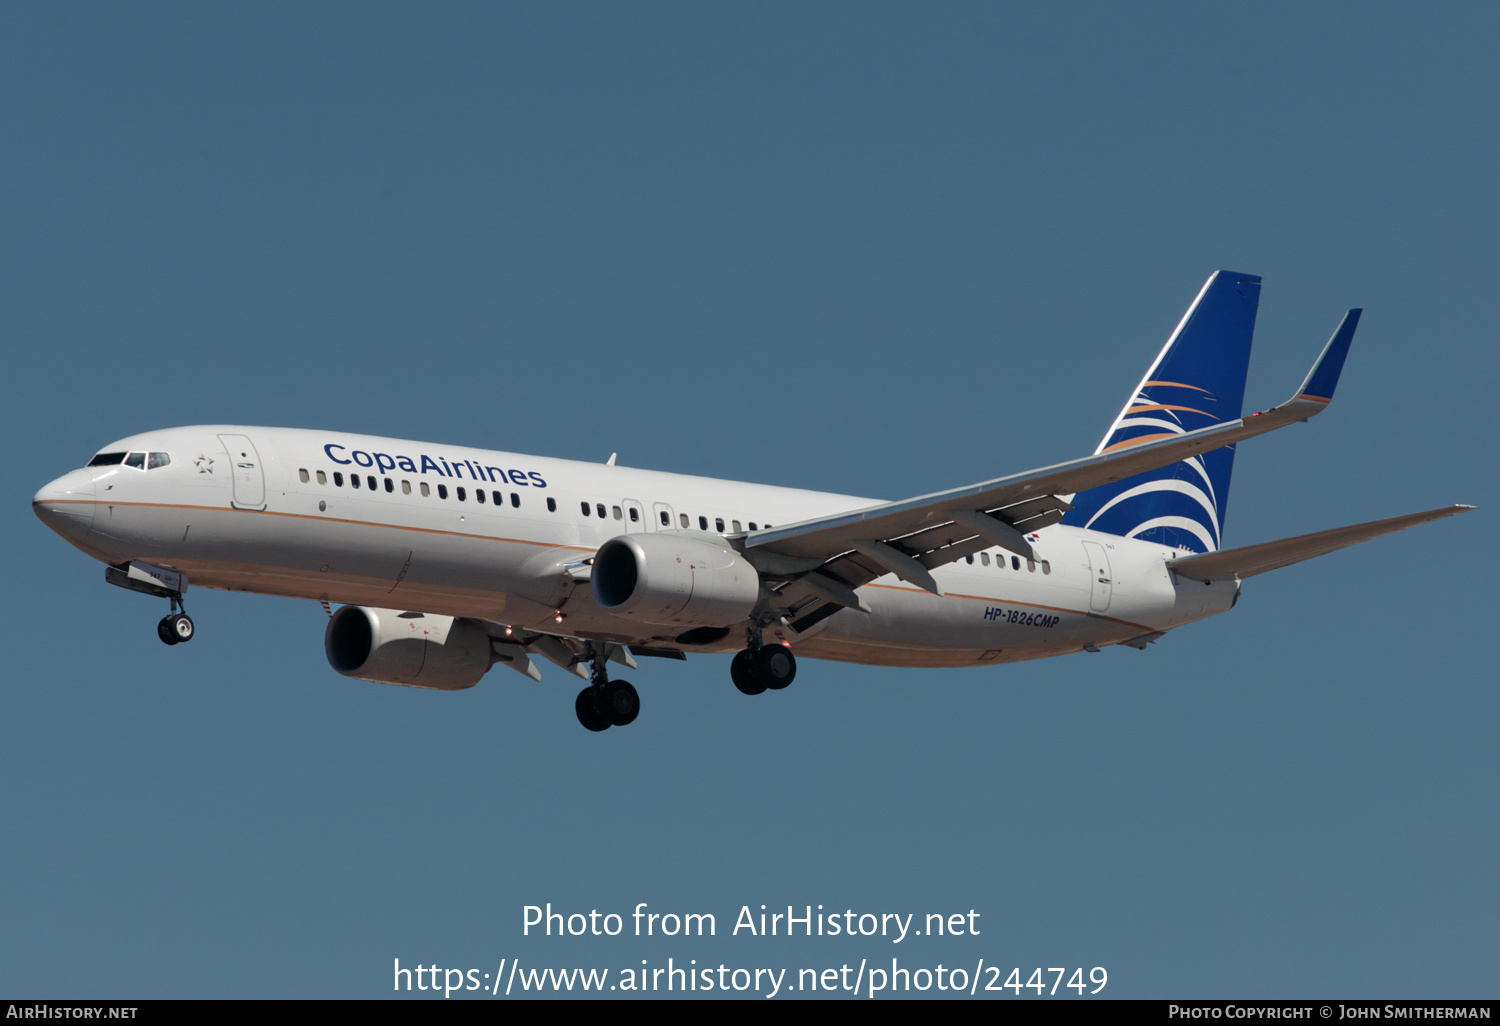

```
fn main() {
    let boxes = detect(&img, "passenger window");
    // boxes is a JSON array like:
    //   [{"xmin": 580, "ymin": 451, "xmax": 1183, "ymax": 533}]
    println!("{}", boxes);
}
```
[
  {"xmin": 965, "ymin": 555, "xmax": 974, "ymax": 564},
  {"xmin": 749, "ymin": 522, "xmax": 757, "ymax": 531},
  {"xmin": 680, "ymin": 514, "xmax": 689, "ymax": 528},
  {"xmin": 1027, "ymin": 559, "xmax": 1036, "ymax": 572},
  {"xmin": 401, "ymin": 480, "xmax": 410, "ymax": 494},
  {"xmin": 612, "ymin": 506, "xmax": 622, "ymax": 520},
  {"xmin": 980, "ymin": 552, "xmax": 990, "ymax": 566},
  {"xmin": 384, "ymin": 478, "xmax": 393, "ymax": 493},
  {"xmin": 582, "ymin": 502, "xmax": 591, "ymax": 516},
  {"xmin": 492, "ymin": 491, "xmax": 502, "ymax": 505},
  {"xmin": 316, "ymin": 470, "xmax": 327, "ymax": 485},
  {"xmin": 547, "ymin": 497, "xmax": 557, "ymax": 512},
  {"xmin": 334, "ymin": 472, "xmax": 344, "ymax": 487},
  {"xmin": 299, "ymin": 469, "xmax": 310, "ymax": 483},
  {"xmin": 125, "ymin": 452, "xmax": 146, "ymax": 469},
  {"xmin": 476, "ymin": 489, "xmax": 486, "ymax": 504},
  {"xmin": 148, "ymin": 453, "xmax": 171, "ymax": 469},
  {"xmin": 351, "ymin": 474, "xmax": 361, "ymax": 489},
  {"xmin": 699, "ymin": 516, "xmax": 708, "ymax": 530},
  {"xmin": 596, "ymin": 504, "xmax": 606, "ymax": 518},
  {"xmin": 457, "ymin": 487, "xmax": 467, "ymax": 501},
  {"xmin": 1012, "ymin": 556, "xmax": 1020, "ymax": 570},
  {"xmin": 511, "ymin": 493, "xmax": 520, "ymax": 508},
  {"xmin": 438, "ymin": 484, "xmax": 448, "ymax": 499},
  {"xmin": 420, "ymin": 482, "xmax": 430, "ymax": 497},
  {"xmin": 1042, "ymin": 561, "xmax": 1051, "ymax": 574},
  {"xmin": 732, "ymin": 520, "xmax": 741, "ymax": 532},
  {"xmin": 660, "ymin": 511, "xmax": 669, "ymax": 526},
  {"xmin": 715, "ymin": 518, "xmax": 725, "ymax": 533},
  {"xmin": 629, "ymin": 507, "xmax": 639, "ymax": 522},
  {"xmin": 367, "ymin": 475, "xmax": 376, "ymax": 490}
]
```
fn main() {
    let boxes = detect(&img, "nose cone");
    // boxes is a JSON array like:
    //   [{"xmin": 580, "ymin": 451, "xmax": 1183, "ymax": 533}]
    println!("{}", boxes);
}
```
[{"xmin": 34, "ymin": 469, "xmax": 96, "ymax": 541}]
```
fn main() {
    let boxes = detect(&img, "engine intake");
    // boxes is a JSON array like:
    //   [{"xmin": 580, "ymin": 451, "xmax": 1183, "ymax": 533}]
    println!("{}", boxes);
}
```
[
  {"xmin": 324, "ymin": 606, "xmax": 493, "ymax": 690},
  {"xmin": 592, "ymin": 533, "xmax": 759, "ymax": 627}
]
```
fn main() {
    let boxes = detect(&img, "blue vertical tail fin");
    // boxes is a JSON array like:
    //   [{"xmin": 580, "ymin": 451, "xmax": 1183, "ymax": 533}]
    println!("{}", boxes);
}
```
[{"xmin": 1060, "ymin": 271, "xmax": 1262, "ymax": 553}]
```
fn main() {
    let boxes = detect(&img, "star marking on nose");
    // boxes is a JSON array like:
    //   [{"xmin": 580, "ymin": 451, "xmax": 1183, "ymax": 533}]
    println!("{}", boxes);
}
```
[{"xmin": 194, "ymin": 454, "xmax": 215, "ymax": 474}]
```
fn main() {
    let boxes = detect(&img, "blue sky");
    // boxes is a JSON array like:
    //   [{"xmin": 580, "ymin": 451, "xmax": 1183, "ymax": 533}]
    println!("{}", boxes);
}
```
[{"xmin": 3, "ymin": 3, "xmax": 1495, "ymax": 998}]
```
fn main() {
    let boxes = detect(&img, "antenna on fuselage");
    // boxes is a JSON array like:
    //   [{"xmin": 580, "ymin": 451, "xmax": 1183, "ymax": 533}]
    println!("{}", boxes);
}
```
[{"xmin": 606, "ymin": 453, "xmax": 617, "ymax": 466}]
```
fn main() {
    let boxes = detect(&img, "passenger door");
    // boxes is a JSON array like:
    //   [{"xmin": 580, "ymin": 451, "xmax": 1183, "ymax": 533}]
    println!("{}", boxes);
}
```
[
  {"xmin": 218, "ymin": 433, "xmax": 266, "ymax": 510},
  {"xmin": 1080, "ymin": 540, "xmax": 1113, "ymax": 612}
]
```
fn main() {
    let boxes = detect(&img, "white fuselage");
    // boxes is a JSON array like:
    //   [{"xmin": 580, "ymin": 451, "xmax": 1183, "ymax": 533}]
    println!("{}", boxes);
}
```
[{"xmin": 35, "ymin": 426, "xmax": 1239, "ymax": 668}]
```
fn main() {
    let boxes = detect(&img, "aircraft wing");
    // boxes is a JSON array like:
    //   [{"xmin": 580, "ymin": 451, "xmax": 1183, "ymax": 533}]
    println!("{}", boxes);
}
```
[
  {"xmin": 1166, "ymin": 505, "xmax": 1476, "ymax": 581},
  {"xmin": 744, "ymin": 311, "xmax": 1361, "ymax": 633}
]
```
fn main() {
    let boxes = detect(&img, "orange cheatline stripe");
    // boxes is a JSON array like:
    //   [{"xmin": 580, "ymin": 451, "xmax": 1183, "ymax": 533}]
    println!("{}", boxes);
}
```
[
  {"xmin": 1295, "ymin": 394, "xmax": 1331, "ymax": 403},
  {"xmin": 33, "ymin": 499, "xmax": 596, "ymax": 552},
  {"xmin": 1098, "ymin": 432, "xmax": 1177, "ymax": 454}
]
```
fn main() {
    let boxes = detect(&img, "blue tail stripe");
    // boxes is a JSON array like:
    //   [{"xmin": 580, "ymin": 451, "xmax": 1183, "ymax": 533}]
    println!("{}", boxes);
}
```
[{"xmin": 1061, "ymin": 271, "xmax": 1262, "ymax": 553}]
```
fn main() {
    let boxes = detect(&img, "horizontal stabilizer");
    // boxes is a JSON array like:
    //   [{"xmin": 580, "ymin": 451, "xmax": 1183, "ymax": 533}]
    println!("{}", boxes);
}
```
[{"xmin": 1167, "ymin": 505, "xmax": 1475, "ymax": 581}]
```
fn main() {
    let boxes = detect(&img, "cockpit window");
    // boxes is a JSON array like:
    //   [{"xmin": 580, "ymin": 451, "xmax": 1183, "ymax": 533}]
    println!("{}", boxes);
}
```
[
  {"xmin": 88, "ymin": 452, "xmax": 126, "ymax": 467},
  {"xmin": 124, "ymin": 452, "xmax": 146, "ymax": 469},
  {"xmin": 148, "ymin": 452, "xmax": 171, "ymax": 469}
]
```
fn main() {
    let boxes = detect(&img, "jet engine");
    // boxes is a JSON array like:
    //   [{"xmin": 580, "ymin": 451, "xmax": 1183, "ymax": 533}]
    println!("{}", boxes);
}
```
[
  {"xmin": 592, "ymin": 533, "xmax": 759, "ymax": 627},
  {"xmin": 324, "ymin": 606, "xmax": 493, "ymax": 690}
]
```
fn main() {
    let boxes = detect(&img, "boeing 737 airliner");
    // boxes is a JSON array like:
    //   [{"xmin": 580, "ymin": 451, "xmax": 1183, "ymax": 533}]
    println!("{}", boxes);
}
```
[{"xmin": 33, "ymin": 273, "xmax": 1473, "ymax": 730}]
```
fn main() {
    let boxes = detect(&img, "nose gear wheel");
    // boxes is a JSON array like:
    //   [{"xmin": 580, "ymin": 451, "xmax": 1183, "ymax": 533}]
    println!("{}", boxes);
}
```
[{"xmin": 157, "ymin": 613, "xmax": 194, "ymax": 646}]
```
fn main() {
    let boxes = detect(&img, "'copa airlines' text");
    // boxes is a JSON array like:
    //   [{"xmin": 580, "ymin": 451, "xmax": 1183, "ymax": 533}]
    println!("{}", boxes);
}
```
[{"xmin": 323, "ymin": 444, "xmax": 547, "ymax": 488}]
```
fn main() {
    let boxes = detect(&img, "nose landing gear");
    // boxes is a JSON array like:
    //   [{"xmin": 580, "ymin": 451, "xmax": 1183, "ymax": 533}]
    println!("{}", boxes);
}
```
[
  {"xmin": 156, "ymin": 593, "xmax": 194, "ymax": 646},
  {"xmin": 104, "ymin": 562, "xmax": 196, "ymax": 647}
]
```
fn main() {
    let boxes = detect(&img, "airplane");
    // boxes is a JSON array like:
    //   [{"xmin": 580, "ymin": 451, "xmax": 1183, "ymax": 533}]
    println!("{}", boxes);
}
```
[{"xmin": 33, "ymin": 271, "xmax": 1474, "ymax": 731}]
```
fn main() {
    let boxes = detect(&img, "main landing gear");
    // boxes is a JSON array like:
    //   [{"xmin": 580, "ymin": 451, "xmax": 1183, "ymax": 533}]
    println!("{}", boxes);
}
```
[
  {"xmin": 574, "ymin": 656, "xmax": 640, "ymax": 732},
  {"xmin": 731, "ymin": 629, "xmax": 797, "ymax": 696},
  {"xmin": 157, "ymin": 594, "xmax": 194, "ymax": 646}
]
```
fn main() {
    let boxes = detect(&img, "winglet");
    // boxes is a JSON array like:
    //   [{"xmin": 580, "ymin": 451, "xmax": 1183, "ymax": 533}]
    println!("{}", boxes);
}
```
[{"xmin": 1293, "ymin": 309, "xmax": 1361, "ymax": 403}]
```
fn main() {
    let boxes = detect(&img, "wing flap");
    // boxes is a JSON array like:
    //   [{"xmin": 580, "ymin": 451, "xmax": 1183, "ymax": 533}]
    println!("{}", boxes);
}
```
[{"xmin": 1167, "ymin": 505, "xmax": 1475, "ymax": 581}]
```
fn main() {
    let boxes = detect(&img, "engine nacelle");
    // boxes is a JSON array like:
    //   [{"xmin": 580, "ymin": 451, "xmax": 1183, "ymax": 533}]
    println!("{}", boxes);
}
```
[
  {"xmin": 592, "ymin": 532, "xmax": 759, "ymax": 627},
  {"xmin": 324, "ymin": 606, "xmax": 493, "ymax": 690}
]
